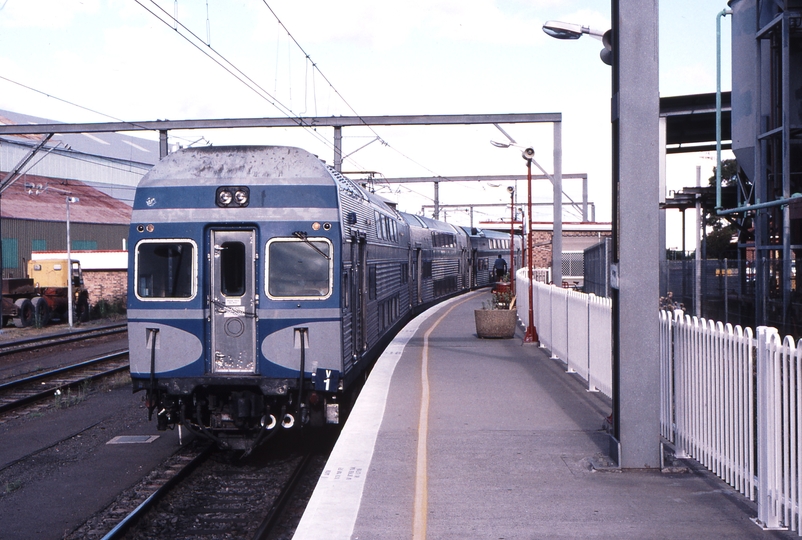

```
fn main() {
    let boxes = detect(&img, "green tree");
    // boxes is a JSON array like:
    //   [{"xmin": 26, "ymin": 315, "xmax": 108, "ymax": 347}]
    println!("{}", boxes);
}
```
[{"xmin": 704, "ymin": 159, "xmax": 739, "ymax": 259}]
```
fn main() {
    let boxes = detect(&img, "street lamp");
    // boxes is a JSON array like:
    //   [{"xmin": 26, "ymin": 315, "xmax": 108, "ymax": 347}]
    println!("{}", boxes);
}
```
[
  {"xmin": 490, "ymin": 138, "xmax": 563, "ymax": 287},
  {"xmin": 542, "ymin": 20, "xmax": 612, "ymax": 66},
  {"xmin": 545, "ymin": 4, "xmax": 662, "ymax": 470},
  {"xmin": 66, "ymin": 196, "xmax": 79, "ymax": 328}
]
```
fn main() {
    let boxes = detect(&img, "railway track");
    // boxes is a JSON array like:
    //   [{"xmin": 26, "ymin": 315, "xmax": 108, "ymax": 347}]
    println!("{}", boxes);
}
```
[
  {"xmin": 0, "ymin": 322, "xmax": 127, "ymax": 356},
  {"xmin": 66, "ymin": 432, "xmax": 327, "ymax": 540},
  {"xmin": 0, "ymin": 350, "xmax": 129, "ymax": 414}
]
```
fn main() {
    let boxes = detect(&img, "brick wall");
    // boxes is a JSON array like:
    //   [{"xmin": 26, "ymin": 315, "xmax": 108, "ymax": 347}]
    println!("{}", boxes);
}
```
[
  {"xmin": 83, "ymin": 270, "xmax": 127, "ymax": 305},
  {"xmin": 531, "ymin": 231, "xmax": 553, "ymax": 269}
]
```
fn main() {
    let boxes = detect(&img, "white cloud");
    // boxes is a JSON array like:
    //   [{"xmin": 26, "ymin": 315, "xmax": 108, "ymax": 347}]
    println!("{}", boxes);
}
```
[{"xmin": 0, "ymin": 0, "xmax": 101, "ymax": 28}]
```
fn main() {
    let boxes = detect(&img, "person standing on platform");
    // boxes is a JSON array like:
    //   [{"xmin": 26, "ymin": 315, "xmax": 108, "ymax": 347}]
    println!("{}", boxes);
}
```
[{"xmin": 493, "ymin": 254, "xmax": 507, "ymax": 282}]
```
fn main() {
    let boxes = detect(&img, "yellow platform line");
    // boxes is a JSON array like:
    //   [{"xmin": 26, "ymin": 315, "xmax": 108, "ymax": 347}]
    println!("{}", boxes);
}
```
[{"xmin": 413, "ymin": 295, "xmax": 476, "ymax": 539}]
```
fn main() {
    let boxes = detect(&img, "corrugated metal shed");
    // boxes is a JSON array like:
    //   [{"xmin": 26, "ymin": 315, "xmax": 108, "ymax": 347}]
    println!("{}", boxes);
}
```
[
  {"xmin": 0, "ymin": 109, "xmax": 159, "ymax": 167},
  {"xmin": 0, "ymin": 109, "xmax": 159, "ymax": 206},
  {"xmin": 1, "ymin": 172, "xmax": 131, "ymax": 225}
]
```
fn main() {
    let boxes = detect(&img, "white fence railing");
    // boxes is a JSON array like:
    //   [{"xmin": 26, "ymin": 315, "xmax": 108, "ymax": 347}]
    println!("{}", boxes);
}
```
[
  {"xmin": 515, "ymin": 269, "xmax": 612, "ymax": 397},
  {"xmin": 514, "ymin": 271, "xmax": 802, "ymax": 534},
  {"xmin": 756, "ymin": 327, "xmax": 802, "ymax": 532},
  {"xmin": 665, "ymin": 312, "xmax": 756, "ymax": 501}
]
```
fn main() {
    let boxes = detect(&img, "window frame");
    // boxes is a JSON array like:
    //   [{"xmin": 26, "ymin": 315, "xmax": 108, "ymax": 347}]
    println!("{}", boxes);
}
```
[
  {"xmin": 133, "ymin": 238, "xmax": 198, "ymax": 302},
  {"xmin": 265, "ymin": 236, "xmax": 334, "ymax": 301}
]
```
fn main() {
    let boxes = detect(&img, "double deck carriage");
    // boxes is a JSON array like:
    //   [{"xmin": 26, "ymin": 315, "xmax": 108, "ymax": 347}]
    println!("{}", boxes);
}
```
[
  {"xmin": 127, "ymin": 146, "xmax": 471, "ymax": 450},
  {"xmin": 461, "ymin": 226, "xmax": 523, "ymax": 288}
]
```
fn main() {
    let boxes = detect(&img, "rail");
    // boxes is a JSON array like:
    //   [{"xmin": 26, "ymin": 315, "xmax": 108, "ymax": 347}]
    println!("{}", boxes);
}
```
[
  {"xmin": 0, "ymin": 322, "xmax": 127, "ymax": 356},
  {"xmin": 100, "ymin": 444, "xmax": 212, "ymax": 540},
  {"xmin": 0, "ymin": 351, "xmax": 128, "ymax": 413}
]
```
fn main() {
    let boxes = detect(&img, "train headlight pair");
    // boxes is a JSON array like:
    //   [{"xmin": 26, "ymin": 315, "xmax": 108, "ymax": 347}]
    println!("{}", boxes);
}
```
[{"xmin": 216, "ymin": 186, "xmax": 250, "ymax": 207}]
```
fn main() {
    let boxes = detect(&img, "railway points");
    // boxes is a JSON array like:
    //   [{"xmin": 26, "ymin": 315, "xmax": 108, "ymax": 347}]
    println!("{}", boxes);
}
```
[{"xmin": 295, "ymin": 289, "xmax": 796, "ymax": 540}]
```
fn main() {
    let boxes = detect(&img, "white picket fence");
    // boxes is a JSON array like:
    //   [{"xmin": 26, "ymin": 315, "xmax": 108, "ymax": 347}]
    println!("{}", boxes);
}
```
[
  {"xmin": 514, "ymin": 270, "xmax": 802, "ymax": 534},
  {"xmin": 514, "ymin": 269, "xmax": 612, "ymax": 397},
  {"xmin": 755, "ymin": 327, "xmax": 802, "ymax": 532},
  {"xmin": 662, "ymin": 312, "xmax": 756, "ymax": 502}
]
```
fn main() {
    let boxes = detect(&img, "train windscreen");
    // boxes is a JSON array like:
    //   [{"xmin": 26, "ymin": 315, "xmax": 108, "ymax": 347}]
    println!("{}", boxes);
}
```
[
  {"xmin": 135, "ymin": 240, "xmax": 196, "ymax": 299},
  {"xmin": 266, "ymin": 238, "xmax": 332, "ymax": 299}
]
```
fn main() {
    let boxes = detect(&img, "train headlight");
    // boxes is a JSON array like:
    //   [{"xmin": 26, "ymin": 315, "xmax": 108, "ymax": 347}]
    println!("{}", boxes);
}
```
[
  {"xmin": 216, "ymin": 186, "xmax": 250, "ymax": 207},
  {"xmin": 234, "ymin": 189, "xmax": 249, "ymax": 206},
  {"xmin": 217, "ymin": 188, "xmax": 233, "ymax": 206}
]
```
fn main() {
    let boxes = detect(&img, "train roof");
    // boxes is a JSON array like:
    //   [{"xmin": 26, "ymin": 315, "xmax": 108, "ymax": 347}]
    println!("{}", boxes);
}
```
[
  {"xmin": 479, "ymin": 228, "xmax": 514, "ymax": 239},
  {"xmin": 459, "ymin": 226, "xmax": 509, "ymax": 238},
  {"xmin": 138, "ymin": 146, "xmax": 332, "ymax": 187},
  {"xmin": 399, "ymin": 212, "xmax": 462, "ymax": 234}
]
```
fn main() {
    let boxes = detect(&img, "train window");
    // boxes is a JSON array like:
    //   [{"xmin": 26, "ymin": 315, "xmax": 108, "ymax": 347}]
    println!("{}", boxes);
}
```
[
  {"xmin": 422, "ymin": 260, "xmax": 433, "ymax": 279},
  {"xmin": 220, "ymin": 241, "xmax": 246, "ymax": 296},
  {"xmin": 266, "ymin": 238, "xmax": 333, "ymax": 300},
  {"xmin": 135, "ymin": 240, "xmax": 196, "ymax": 300}
]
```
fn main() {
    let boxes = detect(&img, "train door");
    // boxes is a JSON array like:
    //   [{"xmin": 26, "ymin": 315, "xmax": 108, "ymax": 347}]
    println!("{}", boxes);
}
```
[
  {"xmin": 407, "ymin": 246, "xmax": 414, "ymax": 307},
  {"xmin": 470, "ymin": 248, "xmax": 477, "ymax": 288},
  {"xmin": 210, "ymin": 230, "xmax": 257, "ymax": 374},
  {"xmin": 351, "ymin": 235, "xmax": 367, "ymax": 359},
  {"xmin": 415, "ymin": 247, "xmax": 422, "ymax": 305}
]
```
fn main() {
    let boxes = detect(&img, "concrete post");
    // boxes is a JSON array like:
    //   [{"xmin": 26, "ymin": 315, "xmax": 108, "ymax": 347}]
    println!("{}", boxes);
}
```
[{"xmin": 611, "ymin": 0, "xmax": 662, "ymax": 469}]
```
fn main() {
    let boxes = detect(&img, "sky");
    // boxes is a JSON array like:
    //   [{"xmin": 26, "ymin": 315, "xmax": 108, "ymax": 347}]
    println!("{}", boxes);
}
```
[{"xmin": 0, "ymin": 0, "xmax": 734, "ymax": 250}]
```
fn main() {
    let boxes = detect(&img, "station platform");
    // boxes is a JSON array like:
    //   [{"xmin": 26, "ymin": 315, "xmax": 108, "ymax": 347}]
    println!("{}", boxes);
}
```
[{"xmin": 294, "ymin": 290, "xmax": 792, "ymax": 539}]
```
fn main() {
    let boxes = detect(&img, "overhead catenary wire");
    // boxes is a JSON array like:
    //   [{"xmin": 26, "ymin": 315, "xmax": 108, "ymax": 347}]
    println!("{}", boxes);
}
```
[
  {"xmin": 135, "ymin": 0, "xmax": 340, "ymax": 159},
  {"xmin": 4, "ymin": 2, "xmax": 496, "ymax": 212},
  {"xmin": 258, "ymin": 2, "xmax": 467, "ymax": 183}
]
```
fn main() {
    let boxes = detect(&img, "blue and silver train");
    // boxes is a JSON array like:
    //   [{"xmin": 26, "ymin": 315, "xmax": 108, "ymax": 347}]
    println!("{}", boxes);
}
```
[{"xmin": 127, "ymin": 146, "xmax": 521, "ymax": 451}]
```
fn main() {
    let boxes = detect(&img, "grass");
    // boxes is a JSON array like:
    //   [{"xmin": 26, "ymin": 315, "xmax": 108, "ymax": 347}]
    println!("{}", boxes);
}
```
[{"xmin": 53, "ymin": 380, "xmax": 92, "ymax": 409}]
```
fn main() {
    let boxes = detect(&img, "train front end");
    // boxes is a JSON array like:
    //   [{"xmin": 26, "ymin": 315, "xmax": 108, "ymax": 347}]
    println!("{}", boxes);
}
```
[{"xmin": 127, "ymin": 146, "xmax": 344, "ymax": 450}]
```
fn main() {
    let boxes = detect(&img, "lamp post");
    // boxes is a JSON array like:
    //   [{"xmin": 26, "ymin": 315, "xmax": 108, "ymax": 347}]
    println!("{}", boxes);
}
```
[
  {"xmin": 507, "ymin": 186, "xmax": 515, "ymax": 296},
  {"xmin": 522, "ymin": 149, "xmax": 538, "ymax": 343},
  {"xmin": 66, "ymin": 196, "xmax": 79, "ymax": 328}
]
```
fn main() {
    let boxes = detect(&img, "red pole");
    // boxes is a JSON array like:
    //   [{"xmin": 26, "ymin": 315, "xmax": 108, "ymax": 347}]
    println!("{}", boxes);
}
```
[
  {"xmin": 509, "ymin": 188, "xmax": 515, "ymax": 296},
  {"xmin": 524, "ymin": 159, "xmax": 538, "ymax": 343}
]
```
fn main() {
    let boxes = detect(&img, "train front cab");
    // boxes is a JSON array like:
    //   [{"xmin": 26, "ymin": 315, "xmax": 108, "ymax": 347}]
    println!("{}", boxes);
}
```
[
  {"xmin": 128, "ymin": 147, "xmax": 347, "ymax": 451},
  {"xmin": 130, "ymin": 225, "xmax": 344, "ymax": 450}
]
